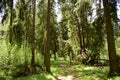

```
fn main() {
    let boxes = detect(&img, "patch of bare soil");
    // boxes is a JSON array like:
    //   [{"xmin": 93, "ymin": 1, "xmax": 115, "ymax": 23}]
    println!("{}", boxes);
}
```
[{"xmin": 56, "ymin": 60, "xmax": 81, "ymax": 80}]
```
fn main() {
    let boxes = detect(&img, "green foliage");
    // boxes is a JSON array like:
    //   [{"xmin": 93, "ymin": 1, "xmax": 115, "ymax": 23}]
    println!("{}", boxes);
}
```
[
  {"xmin": 115, "ymin": 38, "xmax": 120, "ymax": 55},
  {"xmin": 1, "ymin": 9, "xmax": 9, "ymax": 24},
  {"xmin": 0, "ymin": 0, "xmax": 120, "ymax": 79},
  {"xmin": 109, "ymin": 0, "xmax": 118, "ymax": 24},
  {"xmin": 0, "ymin": 41, "xmax": 8, "ymax": 69},
  {"xmin": 11, "ymin": 22, "xmax": 24, "ymax": 47},
  {"xmin": 61, "ymin": 25, "xmax": 68, "ymax": 40},
  {"xmin": 90, "ymin": 16, "xmax": 105, "ymax": 54},
  {"xmin": 109, "ymin": 77, "xmax": 120, "ymax": 80}
]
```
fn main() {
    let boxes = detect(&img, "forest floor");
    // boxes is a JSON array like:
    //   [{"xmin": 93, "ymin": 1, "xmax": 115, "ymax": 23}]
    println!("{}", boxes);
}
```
[
  {"xmin": 54, "ymin": 60, "xmax": 82, "ymax": 80},
  {"xmin": 52, "ymin": 59, "xmax": 108, "ymax": 80},
  {"xmin": 11, "ymin": 58, "xmax": 120, "ymax": 80}
]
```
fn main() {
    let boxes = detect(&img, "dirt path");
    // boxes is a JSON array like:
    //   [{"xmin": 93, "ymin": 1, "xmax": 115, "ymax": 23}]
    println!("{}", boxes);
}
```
[
  {"xmin": 55, "ymin": 60, "xmax": 81, "ymax": 80},
  {"xmin": 52, "ymin": 60, "xmax": 108, "ymax": 80}
]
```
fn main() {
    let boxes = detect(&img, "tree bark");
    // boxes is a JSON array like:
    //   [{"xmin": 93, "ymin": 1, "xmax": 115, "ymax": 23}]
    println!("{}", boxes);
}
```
[
  {"xmin": 81, "ymin": 26, "xmax": 85, "ymax": 52},
  {"xmin": 8, "ymin": 0, "xmax": 13, "ymax": 65},
  {"xmin": 44, "ymin": 0, "xmax": 51, "ymax": 73},
  {"xmin": 75, "ymin": 15, "xmax": 83, "ymax": 54},
  {"xmin": 103, "ymin": 0, "xmax": 119, "ymax": 76},
  {"xmin": 9, "ymin": 0, "xmax": 13, "ymax": 44},
  {"xmin": 31, "ymin": 0, "xmax": 36, "ymax": 66}
]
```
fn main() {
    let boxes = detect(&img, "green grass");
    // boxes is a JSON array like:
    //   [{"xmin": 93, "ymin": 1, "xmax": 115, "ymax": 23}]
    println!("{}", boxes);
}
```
[
  {"xmin": 51, "ymin": 60, "xmax": 109, "ymax": 80},
  {"xmin": 16, "ymin": 73, "xmax": 56, "ymax": 80},
  {"xmin": 1, "ymin": 57, "xmax": 120, "ymax": 80},
  {"xmin": 109, "ymin": 77, "xmax": 120, "ymax": 80},
  {"xmin": 51, "ymin": 58, "xmax": 120, "ymax": 80}
]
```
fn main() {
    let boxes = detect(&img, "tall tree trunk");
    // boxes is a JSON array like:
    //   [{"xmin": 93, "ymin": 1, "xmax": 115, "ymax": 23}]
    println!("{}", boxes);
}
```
[
  {"xmin": 8, "ymin": 0, "xmax": 13, "ymax": 65},
  {"xmin": 31, "ymin": 0, "xmax": 36, "ymax": 66},
  {"xmin": 75, "ymin": 15, "xmax": 83, "ymax": 54},
  {"xmin": 103, "ymin": 0, "xmax": 119, "ymax": 76},
  {"xmin": 9, "ymin": 0, "xmax": 13, "ymax": 44},
  {"xmin": 53, "ymin": 39, "xmax": 57, "ymax": 61},
  {"xmin": 81, "ymin": 26, "xmax": 85, "ymax": 52},
  {"xmin": 78, "ymin": 24, "xmax": 83, "ymax": 54},
  {"xmin": 44, "ymin": 0, "xmax": 51, "ymax": 73}
]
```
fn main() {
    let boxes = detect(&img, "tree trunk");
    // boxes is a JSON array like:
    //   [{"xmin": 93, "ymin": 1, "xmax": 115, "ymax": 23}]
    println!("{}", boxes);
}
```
[
  {"xmin": 81, "ymin": 26, "xmax": 85, "ymax": 52},
  {"xmin": 31, "ymin": 0, "xmax": 36, "ymax": 66},
  {"xmin": 53, "ymin": 52, "xmax": 57, "ymax": 61},
  {"xmin": 75, "ymin": 15, "xmax": 83, "ymax": 54},
  {"xmin": 53, "ymin": 38, "xmax": 57, "ymax": 61},
  {"xmin": 8, "ymin": 0, "xmax": 13, "ymax": 65},
  {"xmin": 44, "ymin": 0, "xmax": 51, "ymax": 73},
  {"xmin": 9, "ymin": 0, "xmax": 13, "ymax": 44},
  {"xmin": 103, "ymin": 0, "xmax": 119, "ymax": 76}
]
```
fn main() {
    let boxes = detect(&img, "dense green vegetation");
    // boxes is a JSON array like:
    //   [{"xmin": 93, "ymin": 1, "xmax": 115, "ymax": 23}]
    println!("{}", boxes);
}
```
[{"xmin": 0, "ymin": 0, "xmax": 120, "ymax": 80}]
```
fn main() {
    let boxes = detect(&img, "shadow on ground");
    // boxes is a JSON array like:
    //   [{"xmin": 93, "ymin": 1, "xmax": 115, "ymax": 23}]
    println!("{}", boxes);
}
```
[{"xmin": 51, "ymin": 59, "xmax": 109, "ymax": 80}]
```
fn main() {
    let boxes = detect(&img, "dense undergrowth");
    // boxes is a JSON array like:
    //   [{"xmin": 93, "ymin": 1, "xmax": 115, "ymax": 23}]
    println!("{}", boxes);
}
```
[
  {"xmin": 0, "ymin": 37, "xmax": 120, "ymax": 80},
  {"xmin": 1, "ymin": 57, "xmax": 120, "ymax": 80},
  {"xmin": 15, "ymin": 58, "xmax": 120, "ymax": 80}
]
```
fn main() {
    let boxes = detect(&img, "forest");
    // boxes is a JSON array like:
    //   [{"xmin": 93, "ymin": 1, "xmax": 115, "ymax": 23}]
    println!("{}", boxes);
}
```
[{"xmin": 0, "ymin": 0, "xmax": 120, "ymax": 80}]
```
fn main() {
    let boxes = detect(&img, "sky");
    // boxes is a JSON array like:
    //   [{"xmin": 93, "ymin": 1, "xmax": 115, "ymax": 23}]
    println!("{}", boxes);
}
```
[
  {"xmin": 55, "ymin": 0, "xmax": 62, "ymax": 22},
  {"xmin": 117, "ymin": 2, "xmax": 120, "ymax": 19}
]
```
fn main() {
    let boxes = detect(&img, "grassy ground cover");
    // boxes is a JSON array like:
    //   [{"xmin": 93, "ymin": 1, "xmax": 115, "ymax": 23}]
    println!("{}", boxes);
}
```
[{"xmin": 14, "ymin": 58, "xmax": 120, "ymax": 80}]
